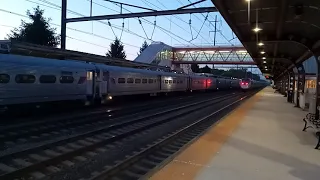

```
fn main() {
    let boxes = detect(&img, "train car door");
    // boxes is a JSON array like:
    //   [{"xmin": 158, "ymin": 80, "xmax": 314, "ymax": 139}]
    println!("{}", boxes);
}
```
[
  {"xmin": 86, "ymin": 70, "xmax": 95, "ymax": 98},
  {"xmin": 101, "ymin": 71, "xmax": 109, "ymax": 95},
  {"xmin": 95, "ymin": 68, "xmax": 101, "ymax": 99},
  {"xmin": 158, "ymin": 75, "xmax": 162, "ymax": 90}
]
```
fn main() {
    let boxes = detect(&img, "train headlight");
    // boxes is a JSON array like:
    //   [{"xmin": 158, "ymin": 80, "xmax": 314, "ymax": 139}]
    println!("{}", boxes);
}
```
[{"xmin": 107, "ymin": 95, "xmax": 113, "ymax": 100}]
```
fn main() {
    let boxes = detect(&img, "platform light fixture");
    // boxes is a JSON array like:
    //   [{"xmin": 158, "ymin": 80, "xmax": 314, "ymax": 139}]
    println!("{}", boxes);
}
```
[
  {"xmin": 260, "ymin": 51, "xmax": 266, "ymax": 54},
  {"xmin": 263, "ymin": 61, "xmax": 267, "ymax": 63},
  {"xmin": 253, "ymin": 27, "xmax": 262, "ymax": 33},
  {"xmin": 258, "ymin": 42, "xmax": 264, "ymax": 46},
  {"xmin": 262, "ymin": 57, "xmax": 266, "ymax": 59}
]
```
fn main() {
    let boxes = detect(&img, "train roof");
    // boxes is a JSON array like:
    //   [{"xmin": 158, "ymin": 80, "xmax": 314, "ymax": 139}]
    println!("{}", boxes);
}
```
[
  {"xmin": 0, "ymin": 54, "xmax": 94, "ymax": 69},
  {"xmin": 0, "ymin": 54, "xmax": 189, "ymax": 77},
  {"xmin": 93, "ymin": 63, "xmax": 187, "ymax": 76}
]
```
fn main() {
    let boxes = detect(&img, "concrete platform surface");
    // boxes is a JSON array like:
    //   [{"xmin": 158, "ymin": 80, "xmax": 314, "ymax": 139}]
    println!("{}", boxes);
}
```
[{"xmin": 149, "ymin": 87, "xmax": 320, "ymax": 180}]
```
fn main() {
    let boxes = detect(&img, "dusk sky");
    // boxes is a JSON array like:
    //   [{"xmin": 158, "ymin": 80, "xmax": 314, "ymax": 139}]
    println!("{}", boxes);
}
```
[{"xmin": 0, "ymin": 0, "xmax": 263, "ymax": 76}]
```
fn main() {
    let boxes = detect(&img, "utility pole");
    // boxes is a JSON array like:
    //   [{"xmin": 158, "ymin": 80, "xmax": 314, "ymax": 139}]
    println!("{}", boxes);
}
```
[
  {"xmin": 209, "ymin": 15, "xmax": 218, "ymax": 46},
  {"xmin": 214, "ymin": 15, "xmax": 217, "ymax": 46},
  {"xmin": 61, "ymin": 0, "xmax": 67, "ymax": 50}
]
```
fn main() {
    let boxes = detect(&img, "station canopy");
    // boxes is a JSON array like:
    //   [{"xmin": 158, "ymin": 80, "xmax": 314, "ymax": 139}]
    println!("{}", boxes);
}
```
[{"xmin": 212, "ymin": 0, "xmax": 320, "ymax": 78}]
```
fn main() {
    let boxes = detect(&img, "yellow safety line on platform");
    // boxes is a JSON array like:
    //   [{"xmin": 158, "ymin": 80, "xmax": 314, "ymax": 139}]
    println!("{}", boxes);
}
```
[{"xmin": 149, "ymin": 91, "xmax": 263, "ymax": 180}]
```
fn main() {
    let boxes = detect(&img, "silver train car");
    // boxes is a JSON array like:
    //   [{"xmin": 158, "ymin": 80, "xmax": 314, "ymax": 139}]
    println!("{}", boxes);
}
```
[
  {"xmin": 0, "ymin": 54, "xmax": 265, "ymax": 109},
  {"xmin": 239, "ymin": 78, "xmax": 267, "ymax": 91}
]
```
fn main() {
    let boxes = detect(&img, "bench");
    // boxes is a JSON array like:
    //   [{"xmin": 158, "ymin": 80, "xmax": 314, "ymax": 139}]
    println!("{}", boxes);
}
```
[{"xmin": 302, "ymin": 113, "xmax": 320, "ymax": 149}]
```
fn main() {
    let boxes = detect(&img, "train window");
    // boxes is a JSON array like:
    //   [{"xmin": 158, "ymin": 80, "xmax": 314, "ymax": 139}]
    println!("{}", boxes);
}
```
[
  {"xmin": 173, "ymin": 80, "xmax": 176, "ymax": 84},
  {"xmin": 165, "ymin": 80, "xmax": 168, "ymax": 84},
  {"xmin": 148, "ymin": 79, "xmax": 153, "ymax": 84},
  {"xmin": 0, "ymin": 74, "xmax": 10, "ymax": 83},
  {"xmin": 60, "ymin": 76, "xmax": 74, "ymax": 84},
  {"xmin": 142, "ymin": 79, "xmax": 147, "ymax": 83},
  {"xmin": 118, "ymin": 78, "xmax": 125, "ymax": 83},
  {"xmin": 40, "ymin": 75, "xmax": 56, "ymax": 83},
  {"xmin": 15, "ymin": 74, "xmax": 36, "ymax": 84},
  {"xmin": 127, "ymin": 78, "xmax": 134, "ymax": 83},
  {"xmin": 135, "ymin": 79, "xmax": 141, "ymax": 83},
  {"xmin": 169, "ymin": 80, "xmax": 173, "ymax": 84}
]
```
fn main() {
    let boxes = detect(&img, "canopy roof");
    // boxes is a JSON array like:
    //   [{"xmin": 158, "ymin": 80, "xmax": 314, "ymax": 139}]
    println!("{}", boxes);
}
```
[{"xmin": 212, "ymin": 0, "xmax": 320, "ymax": 78}]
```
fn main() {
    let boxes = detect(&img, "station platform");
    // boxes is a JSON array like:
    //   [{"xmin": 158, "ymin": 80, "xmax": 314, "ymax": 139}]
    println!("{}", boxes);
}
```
[{"xmin": 148, "ymin": 87, "xmax": 320, "ymax": 180}]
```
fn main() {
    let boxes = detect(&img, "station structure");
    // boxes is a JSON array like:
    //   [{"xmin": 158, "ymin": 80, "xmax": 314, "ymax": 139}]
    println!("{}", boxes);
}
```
[
  {"xmin": 134, "ymin": 42, "xmax": 258, "ymax": 73},
  {"xmin": 147, "ymin": 1, "xmax": 320, "ymax": 179},
  {"xmin": 209, "ymin": 0, "xmax": 320, "ymax": 117}
]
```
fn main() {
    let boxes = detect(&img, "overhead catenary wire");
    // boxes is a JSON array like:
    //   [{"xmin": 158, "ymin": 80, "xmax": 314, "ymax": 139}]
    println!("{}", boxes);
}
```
[
  {"xmin": 143, "ymin": 0, "xmax": 212, "ymax": 44},
  {"xmin": 150, "ymin": 16, "xmax": 156, "ymax": 40},
  {"xmin": 138, "ymin": 18, "xmax": 149, "ymax": 40},
  {"xmin": 34, "ymin": 0, "xmax": 181, "ymax": 45},
  {"xmin": 177, "ymin": 0, "xmax": 234, "ymax": 45},
  {"xmin": 108, "ymin": 20, "xmax": 118, "ymax": 39},
  {"xmin": 188, "ymin": 13, "xmax": 194, "ymax": 41},
  {"xmin": 193, "ymin": 13, "xmax": 208, "ymax": 40},
  {"xmin": 12, "ymin": 0, "xmax": 211, "ymax": 49},
  {"xmin": 0, "ymin": 23, "xmax": 137, "ymax": 56},
  {"xmin": 27, "ymin": 0, "xmax": 157, "ymax": 46},
  {"xmin": 105, "ymin": 1, "xmax": 193, "ymax": 47},
  {"xmin": 21, "ymin": 0, "xmax": 148, "ymax": 46},
  {"xmin": 119, "ymin": 19, "xmax": 124, "ymax": 40},
  {"xmin": 0, "ymin": 8, "xmax": 140, "ymax": 49}
]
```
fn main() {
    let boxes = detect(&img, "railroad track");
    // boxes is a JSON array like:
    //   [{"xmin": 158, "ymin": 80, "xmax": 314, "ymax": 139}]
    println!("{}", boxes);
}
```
[
  {"xmin": 0, "ymin": 90, "xmax": 253, "ymax": 180},
  {"xmin": 0, "ymin": 94, "xmax": 235, "ymax": 155},
  {"xmin": 0, "ymin": 91, "xmax": 231, "ymax": 153},
  {"xmin": 89, "ymin": 91, "xmax": 257, "ymax": 180}
]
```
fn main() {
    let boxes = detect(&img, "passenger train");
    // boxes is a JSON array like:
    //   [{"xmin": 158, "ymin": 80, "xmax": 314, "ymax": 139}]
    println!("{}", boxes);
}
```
[
  {"xmin": 0, "ymin": 54, "xmax": 266, "ymax": 110},
  {"xmin": 239, "ymin": 78, "xmax": 267, "ymax": 92}
]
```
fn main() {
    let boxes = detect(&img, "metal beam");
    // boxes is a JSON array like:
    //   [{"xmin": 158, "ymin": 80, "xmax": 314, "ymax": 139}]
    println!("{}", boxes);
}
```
[
  {"xmin": 211, "ymin": 65, "xmax": 259, "ymax": 68},
  {"xmin": 172, "ymin": 46, "xmax": 245, "ymax": 51},
  {"xmin": 66, "ymin": 7, "xmax": 217, "ymax": 23},
  {"xmin": 104, "ymin": 0, "xmax": 156, "ymax": 12},
  {"xmin": 272, "ymin": 0, "xmax": 288, "ymax": 72},
  {"xmin": 172, "ymin": 61, "xmax": 256, "ymax": 65},
  {"xmin": 178, "ymin": 0, "xmax": 206, "ymax": 10}
]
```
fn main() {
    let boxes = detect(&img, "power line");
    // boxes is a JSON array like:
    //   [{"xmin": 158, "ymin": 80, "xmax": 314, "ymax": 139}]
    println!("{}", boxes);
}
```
[
  {"xmin": 177, "ymin": 0, "xmax": 234, "ymax": 45},
  {"xmin": 153, "ymin": 0, "xmax": 212, "ymax": 41},
  {"xmin": 0, "ymin": 23, "xmax": 136, "ymax": 56},
  {"xmin": 19, "ymin": 0, "xmax": 142, "ymax": 48},
  {"xmin": 33, "ymin": 0, "xmax": 207, "ymax": 47},
  {"xmin": 141, "ymin": 0, "xmax": 211, "ymax": 44},
  {"xmin": 103, "ymin": 0, "xmax": 199, "ymax": 47}
]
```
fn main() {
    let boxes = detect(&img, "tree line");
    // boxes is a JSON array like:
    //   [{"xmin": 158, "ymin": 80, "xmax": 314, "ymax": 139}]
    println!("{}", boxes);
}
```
[
  {"xmin": 7, "ymin": 6, "xmax": 149, "ymax": 59},
  {"xmin": 191, "ymin": 64, "xmax": 261, "ymax": 80}
]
